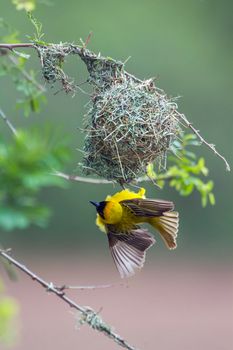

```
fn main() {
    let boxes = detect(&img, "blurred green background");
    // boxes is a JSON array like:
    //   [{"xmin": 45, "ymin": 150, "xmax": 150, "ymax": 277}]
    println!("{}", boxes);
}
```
[
  {"xmin": 0, "ymin": 0, "xmax": 232, "ymax": 257},
  {"xmin": 0, "ymin": 1, "xmax": 233, "ymax": 350}
]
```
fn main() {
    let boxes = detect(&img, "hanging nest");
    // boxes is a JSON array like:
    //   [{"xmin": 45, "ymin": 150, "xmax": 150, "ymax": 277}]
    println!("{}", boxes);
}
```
[
  {"xmin": 81, "ymin": 53, "xmax": 181, "ymax": 182},
  {"xmin": 33, "ymin": 43, "xmax": 229, "ymax": 178},
  {"xmin": 35, "ymin": 45, "xmax": 184, "ymax": 182}
]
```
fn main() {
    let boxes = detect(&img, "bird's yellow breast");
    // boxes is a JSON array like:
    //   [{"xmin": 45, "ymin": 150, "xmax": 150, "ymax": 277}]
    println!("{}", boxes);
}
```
[
  {"xmin": 103, "ymin": 201, "xmax": 123, "ymax": 224},
  {"xmin": 96, "ymin": 187, "xmax": 146, "ymax": 232}
]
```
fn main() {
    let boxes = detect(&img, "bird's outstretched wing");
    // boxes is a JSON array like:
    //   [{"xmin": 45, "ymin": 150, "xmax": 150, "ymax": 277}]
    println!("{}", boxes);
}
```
[
  {"xmin": 121, "ymin": 198, "xmax": 179, "ymax": 249},
  {"xmin": 107, "ymin": 228, "xmax": 155, "ymax": 278},
  {"xmin": 121, "ymin": 198, "xmax": 174, "ymax": 217}
]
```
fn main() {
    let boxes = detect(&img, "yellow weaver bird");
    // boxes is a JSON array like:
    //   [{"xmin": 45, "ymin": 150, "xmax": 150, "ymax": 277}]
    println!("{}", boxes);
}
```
[{"xmin": 90, "ymin": 187, "xmax": 179, "ymax": 278}]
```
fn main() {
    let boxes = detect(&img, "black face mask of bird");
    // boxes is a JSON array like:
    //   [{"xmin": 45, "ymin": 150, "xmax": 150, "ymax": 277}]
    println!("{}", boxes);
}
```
[{"xmin": 90, "ymin": 201, "xmax": 107, "ymax": 219}]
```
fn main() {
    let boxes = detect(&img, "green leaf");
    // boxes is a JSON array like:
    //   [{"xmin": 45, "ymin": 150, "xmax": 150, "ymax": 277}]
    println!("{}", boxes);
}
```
[
  {"xmin": 12, "ymin": 50, "xmax": 30, "ymax": 59},
  {"xmin": 0, "ymin": 208, "xmax": 29, "ymax": 230},
  {"xmin": 153, "ymin": 133, "xmax": 215, "ymax": 206},
  {"xmin": 0, "ymin": 127, "xmax": 71, "ymax": 230},
  {"xmin": 12, "ymin": 0, "xmax": 36, "ymax": 11},
  {"xmin": 209, "ymin": 192, "xmax": 216, "ymax": 205},
  {"xmin": 0, "ymin": 288, "xmax": 18, "ymax": 345},
  {"xmin": 146, "ymin": 163, "xmax": 157, "ymax": 179},
  {"xmin": 180, "ymin": 183, "xmax": 194, "ymax": 196},
  {"xmin": 27, "ymin": 11, "xmax": 46, "ymax": 44},
  {"xmin": 201, "ymin": 194, "xmax": 208, "ymax": 207}
]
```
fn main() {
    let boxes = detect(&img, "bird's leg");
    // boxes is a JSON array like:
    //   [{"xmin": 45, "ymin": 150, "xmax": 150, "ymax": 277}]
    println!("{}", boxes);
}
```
[{"xmin": 118, "ymin": 179, "xmax": 126, "ymax": 189}]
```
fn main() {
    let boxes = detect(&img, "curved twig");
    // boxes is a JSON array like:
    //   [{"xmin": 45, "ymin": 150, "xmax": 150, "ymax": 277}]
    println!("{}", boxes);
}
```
[
  {"xmin": 0, "ymin": 249, "xmax": 138, "ymax": 350},
  {"xmin": 0, "ymin": 108, "xmax": 17, "ymax": 135},
  {"xmin": 52, "ymin": 171, "xmax": 113, "ymax": 184},
  {"xmin": 0, "ymin": 43, "xmax": 36, "ymax": 50},
  {"xmin": 177, "ymin": 113, "xmax": 230, "ymax": 171}
]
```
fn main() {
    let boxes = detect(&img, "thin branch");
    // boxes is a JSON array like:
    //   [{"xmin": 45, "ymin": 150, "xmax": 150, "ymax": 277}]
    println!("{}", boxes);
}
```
[
  {"xmin": 8, "ymin": 54, "xmax": 46, "ymax": 93},
  {"xmin": 53, "ymin": 171, "xmax": 173, "ymax": 185},
  {"xmin": 0, "ymin": 249, "xmax": 138, "ymax": 350},
  {"xmin": 59, "ymin": 283, "xmax": 114, "ymax": 291},
  {"xmin": 0, "ymin": 43, "xmax": 37, "ymax": 51},
  {"xmin": 82, "ymin": 31, "xmax": 93, "ymax": 49},
  {"xmin": 177, "ymin": 113, "xmax": 231, "ymax": 171},
  {"xmin": 52, "ymin": 170, "xmax": 113, "ymax": 184},
  {"xmin": 0, "ymin": 43, "xmax": 140, "ymax": 84},
  {"xmin": 0, "ymin": 108, "xmax": 18, "ymax": 136}
]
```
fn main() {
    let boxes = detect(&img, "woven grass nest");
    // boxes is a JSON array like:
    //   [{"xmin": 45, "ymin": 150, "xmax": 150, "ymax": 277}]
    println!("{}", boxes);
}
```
[
  {"xmin": 35, "ymin": 44, "xmax": 229, "ymax": 179},
  {"xmin": 37, "ymin": 45, "xmax": 182, "ymax": 182},
  {"xmin": 82, "ymin": 55, "xmax": 181, "ymax": 183}
]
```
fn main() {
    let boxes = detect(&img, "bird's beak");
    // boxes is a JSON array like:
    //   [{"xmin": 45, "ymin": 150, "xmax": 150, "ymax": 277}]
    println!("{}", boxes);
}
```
[{"xmin": 90, "ymin": 201, "xmax": 99, "ymax": 208}]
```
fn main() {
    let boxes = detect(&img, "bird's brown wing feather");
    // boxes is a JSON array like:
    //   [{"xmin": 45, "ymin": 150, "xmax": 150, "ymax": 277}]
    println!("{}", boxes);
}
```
[
  {"xmin": 121, "ymin": 198, "xmax": 174, "ymax": 217},
  {"xmin": 107, "ymin": 228, "xmax": 155, "ymax": 278}
]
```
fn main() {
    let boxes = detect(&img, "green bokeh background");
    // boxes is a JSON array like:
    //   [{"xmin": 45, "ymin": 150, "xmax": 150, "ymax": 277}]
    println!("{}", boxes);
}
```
[{"xmin": 0, "ymin": 0, "xmax": 232, "ymax": 260}]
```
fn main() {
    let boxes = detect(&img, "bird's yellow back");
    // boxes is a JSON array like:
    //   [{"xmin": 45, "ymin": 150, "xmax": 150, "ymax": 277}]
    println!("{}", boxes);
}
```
[{"xmin": 105, "ymin": 187, "xmax": 146, "ymax": 202}]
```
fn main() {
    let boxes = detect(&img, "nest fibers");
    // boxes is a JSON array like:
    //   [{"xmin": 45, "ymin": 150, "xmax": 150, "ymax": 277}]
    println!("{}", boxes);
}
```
[
  {"xmin": 35, "ymin": 45, "xmax": 182, "ymax": 182},
  {"xmin": 34, "ymin": 44, "xmax": 230, "ymax": 178},
  {"xmin": 82, "ymin": 55, "xmax": 181, "ymax": 183}
]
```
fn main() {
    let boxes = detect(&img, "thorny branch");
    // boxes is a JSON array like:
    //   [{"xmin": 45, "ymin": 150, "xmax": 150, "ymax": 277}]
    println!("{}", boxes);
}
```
[
  {"xmin": 0, "ymin": 42, "xmax": 230, "ymax": 172},
  {"xmin": 178, "ymin": 113, "xmax": 230, "ymax": 172},
  {"xmin": 0, "ymin": 108, "xmax": 17, "ymax": 135},
  {"xmin": 52, "ymin": 170, "xmax": 113, "ymax": 184},
  {"xmin": 59, "ymin": 283, "xmax": 113, "ymax": 291},
  {"xmin": 0, "ymin": 43, "xmax": 36, "ymax": 50},
  {"xmin": 0, "ymin": 249, "xmax": 138, "ymax": 350}
]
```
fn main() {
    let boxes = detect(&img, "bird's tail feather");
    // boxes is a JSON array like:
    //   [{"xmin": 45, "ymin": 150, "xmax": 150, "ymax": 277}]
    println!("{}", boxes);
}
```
[{"xmin": 149, "ymin": 211, "xmax": 179, "ymax": 249}]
